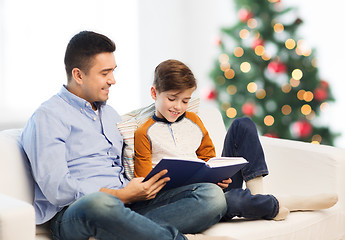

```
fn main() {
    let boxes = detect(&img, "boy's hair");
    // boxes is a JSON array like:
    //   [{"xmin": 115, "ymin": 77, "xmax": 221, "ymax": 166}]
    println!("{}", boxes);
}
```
[
  {"xmin": 64, "ymin": 31, "xmax": 116, "ymax": 81},
  {"xmin": 153, "ymin": 59, "xmax": 197, "ymax": 92}
]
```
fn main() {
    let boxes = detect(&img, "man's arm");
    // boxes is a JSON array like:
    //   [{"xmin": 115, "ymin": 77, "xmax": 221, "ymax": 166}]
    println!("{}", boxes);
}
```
[
  {"xmin": 21, "ymin": 110, "xmax": 83, "ymax": 207},
  {"xmin": 100, "ymin": 170, "xmax": 170, "ymax": 204}
]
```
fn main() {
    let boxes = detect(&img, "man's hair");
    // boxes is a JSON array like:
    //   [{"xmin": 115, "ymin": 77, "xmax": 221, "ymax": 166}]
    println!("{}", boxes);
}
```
[
  {"xmin": 64, "ymin": 31, "xmax": 116, "ymax": 81},
  {"xmin": 153, "ymin": 59, "xmax": 197, "ymax": 92}
]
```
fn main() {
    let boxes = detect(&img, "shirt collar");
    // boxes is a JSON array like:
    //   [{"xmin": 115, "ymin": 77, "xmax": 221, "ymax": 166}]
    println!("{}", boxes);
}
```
[
  {"xmin": 57, "ymin": 85, "xmax": 105, "ymax": 111},
  {"xmin": 153, "ymin": 112, "xmax": 186, "ymax": 124}
]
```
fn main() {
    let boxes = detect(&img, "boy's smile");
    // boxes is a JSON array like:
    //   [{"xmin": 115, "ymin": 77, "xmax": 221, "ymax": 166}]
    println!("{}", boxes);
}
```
[{"xmin": 151, "ymin": 87, "xmax": 195, "ymax": 122}]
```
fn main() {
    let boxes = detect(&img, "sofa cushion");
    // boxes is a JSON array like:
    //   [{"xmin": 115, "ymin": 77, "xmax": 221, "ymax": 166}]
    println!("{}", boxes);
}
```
[{"xmin": 0, "ymin": 129, "xmax": 34, "ymax": 204}]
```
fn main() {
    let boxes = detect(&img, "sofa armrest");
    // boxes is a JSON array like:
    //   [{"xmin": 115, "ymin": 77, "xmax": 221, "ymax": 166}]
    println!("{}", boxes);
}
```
[
  {"xmin": 260, "ymin": 136, "xmax": 345, "ymax": 206},
  {"xmin": 0, "ymin": 194, "xmax": 36, "ymax": 240}
]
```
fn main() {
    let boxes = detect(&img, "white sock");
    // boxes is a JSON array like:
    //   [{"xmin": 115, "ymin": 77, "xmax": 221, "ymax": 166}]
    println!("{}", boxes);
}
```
[
  {"xmin": 246, "ymin": 176, "xmax": 264, "ymax": 195},
  {"xmin": 277, "ymin": 193, "xmax": 338, "ymax": 212}
]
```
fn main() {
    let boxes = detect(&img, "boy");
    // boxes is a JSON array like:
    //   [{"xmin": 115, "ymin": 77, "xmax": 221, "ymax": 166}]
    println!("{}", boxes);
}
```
[{"xmin": 134, "ymin": 59, "xmax": 338, "ymax": 221}]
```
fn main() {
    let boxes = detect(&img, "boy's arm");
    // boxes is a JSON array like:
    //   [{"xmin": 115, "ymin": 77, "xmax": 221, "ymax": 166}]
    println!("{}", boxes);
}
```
[
  {"xmin": 187, "ymin": 112, "xmax": 216, "ymax": 161},
  {"xmin": 134, "ymin": 123, "xmax": 153, "ymax": 177}
]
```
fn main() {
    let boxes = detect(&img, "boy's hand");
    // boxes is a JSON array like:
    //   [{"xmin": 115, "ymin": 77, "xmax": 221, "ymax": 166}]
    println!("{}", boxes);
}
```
[
  {"xmin": 217, "ymin": 178, "xmax": 232, "ymax": 189},
  {"xmin": 100, "ymin": 170, "xmax": 170, "ymax": 204}
]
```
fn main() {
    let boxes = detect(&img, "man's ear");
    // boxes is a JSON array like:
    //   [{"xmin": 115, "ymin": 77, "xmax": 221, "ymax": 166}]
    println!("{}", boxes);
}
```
[
  {"xmin": 151, "ymin": 86, "xmax": 157, "ymax": 100},
  {"xmin": 71, "ymin": 68, "xmax": 83, "ymax": 85}
]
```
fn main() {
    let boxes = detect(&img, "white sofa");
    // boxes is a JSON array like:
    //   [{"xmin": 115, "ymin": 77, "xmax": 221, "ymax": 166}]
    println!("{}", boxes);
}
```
[{"xmin": 1, "ymin": 105, "xmax": 345, "ymax": 240}]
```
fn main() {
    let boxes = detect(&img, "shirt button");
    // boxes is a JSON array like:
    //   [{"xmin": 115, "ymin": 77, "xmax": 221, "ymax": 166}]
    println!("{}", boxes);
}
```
[
  {"xmin": 86, "ymin": 103, "xmax": 90, "ymax": 107},
  {"xmin": 93, "ymin": 117, "xmax": 97, "ymax": 121}
]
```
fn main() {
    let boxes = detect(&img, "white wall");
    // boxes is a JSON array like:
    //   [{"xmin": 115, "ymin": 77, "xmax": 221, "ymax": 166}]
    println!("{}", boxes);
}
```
[{"xmin": 1, "ymin": 0, "xmax": 344, "ymax": 147}]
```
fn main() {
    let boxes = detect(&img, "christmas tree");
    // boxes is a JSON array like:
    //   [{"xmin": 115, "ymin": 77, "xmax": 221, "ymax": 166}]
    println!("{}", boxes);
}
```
[{"xmin": 208, "ymin": 0, "xmax": 339, "ymax": 146}]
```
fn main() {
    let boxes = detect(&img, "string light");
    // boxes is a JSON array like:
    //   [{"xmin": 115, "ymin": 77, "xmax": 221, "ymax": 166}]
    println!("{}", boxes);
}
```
[
  {"xmin": 312, "ymin": 134, "xmax": 322, "ymax": 144},
  {"xmin": 281, "ymin": 105, "xmax": 292, "ymax": 115},
  {"xmin": 216, "ymin": 76, "xmax": 226, "ymax": 85},
  {"xmin": 282, "ymin": 83, "xmax": 292, "ymax": 93},
  {"xmin": 247, "ymin": 18, "xmax": 258, "ymax": 29},
  {"xmin": 285, "ymin": 39, "xmax": 296, "ymax": 49},
  {"xmin": 224, "ymin": 69, "xmax": 235, "ymax": 79},
  {"xmin": 218, "ymin": 54, "xmax": 229, "ymax": 63},
  {"xmin": 292, "ymin": 69, "xmax": 303, "ymax": 80},
  {"xmin": 273, "ymin": 23, "xmax": 284, "ymax": 33},
  {"xmin": 240, "ymin": 62, "xmax": 251, "ymax": 72},
  {"xmin": 306, "ymin": 110, "xmax": 315, "ymax": 120},
  {"xmin": 226, "ymin": 107, "xmax": 237, "ymax": 118},
  {"xmin": 303, "ymin": 91, "xmax": 314, "ymax": 102},
  {"xmin": 297, "ymin": 90, "xmax": 305, "ymax": 100},
  {"xmin": 221, "ymin": 102, "xmax": 231, "ymax": 111},
  {"xmin": 234, "ymin": 47, "xmax": 244, "ymax": 57},
  {"xmin": 247, "ymin": 82, "xmax": 258, "ymax": 93},
  {"xmin": 256, "ymin": 89, "xmax": 266, "ymax": 99},
  {"xmin": 220, "ymin": 62, "xmax": 231, "ymax": 71},
  {"xmin": 264, "ymin": 115, "xmax": 275, "ymax": 126},
  {"xmin": 239, "ymin": 29, "xmax": 250, "ymax": 39},
  {"xmin": 255, "ymin": 45, "xmax": 265, "ymax": 56},
  {"xmin": 290, "ymin": 78, "xmax": 300, "ymax": 87},
  {"xmin": 301, "ymin": 104, "xmax": 312, "ymax": 115},
  {"xmin": 227, "ymin": 85, "xmax": 237, "ymax": 95},
  {"xmin": 320, "ymin": 102, "xmax": 329, "ymax": 111}
]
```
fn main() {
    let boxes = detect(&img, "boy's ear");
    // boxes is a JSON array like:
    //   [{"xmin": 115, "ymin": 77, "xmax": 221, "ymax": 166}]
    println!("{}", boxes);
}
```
[
  {"xmin": 72, "ymin": 68, "xmax": 83, "ymax": 85},
  {"xmin": 151, "ymin": 86, "xmax": 157, "ymax": 100}
]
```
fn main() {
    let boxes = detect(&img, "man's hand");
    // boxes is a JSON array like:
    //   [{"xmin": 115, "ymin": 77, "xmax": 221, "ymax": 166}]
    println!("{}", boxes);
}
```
[
  {"xmin": 217, "ymin": 178, "xmax": 232, "ymax": 189},
  {"xmin": 100, "ymin": 170, "xmax": 170, "ymax": 204}
]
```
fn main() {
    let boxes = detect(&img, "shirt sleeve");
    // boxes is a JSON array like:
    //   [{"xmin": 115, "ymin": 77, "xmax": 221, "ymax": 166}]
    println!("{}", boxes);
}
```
[
  {"xmin": 186, "ymin": 112, "xmax": 216, "ymax": 162},
  {"xmin": 21, "ymin": 108, "xmax": 84, "ymax": 207},
  {"xmin": 134, "ymin": 119, "xmax": 154, "ymax": 177}
]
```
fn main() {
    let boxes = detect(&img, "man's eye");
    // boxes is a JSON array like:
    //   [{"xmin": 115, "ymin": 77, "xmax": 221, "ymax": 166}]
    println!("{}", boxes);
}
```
[
  {"xmin": 183, "ymin": 101, "xmax": 189, "ymax": 104},
  {"xmin": 168, "ymin": 98, "xmax": 175, "ymax": 101}
]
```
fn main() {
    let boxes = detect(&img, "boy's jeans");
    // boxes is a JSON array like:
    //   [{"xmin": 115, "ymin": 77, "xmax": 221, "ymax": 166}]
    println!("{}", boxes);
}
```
[
  {"xmin": 50, "ymin": 183, "xmax": 226, "ymax": 240},
  {"xmin": 222, "ymin": 117, "xmax": 279, "ymax": 220}
]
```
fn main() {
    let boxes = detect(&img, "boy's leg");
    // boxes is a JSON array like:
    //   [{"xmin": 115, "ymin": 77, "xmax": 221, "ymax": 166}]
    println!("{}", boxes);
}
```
[
  {"xmin": 223, "ymin": 188, "xmax": 280, "ymax": 221},
  {"xmin": 222, "ymin": 117, "xmax": 268, "ymax": 194},
  {"xmin": 50, "ymin": 192, "xmax": 186, "ymax": 240},
  {"xmin": 131, "ymin": 183, "xmax": 227, "ymax": 234}
]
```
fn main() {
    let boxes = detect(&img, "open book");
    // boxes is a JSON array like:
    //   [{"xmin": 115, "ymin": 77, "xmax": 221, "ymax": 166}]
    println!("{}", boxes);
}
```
[{"xmin": 144, "ymin": 157, "xmax": 248, "ymax": 190}]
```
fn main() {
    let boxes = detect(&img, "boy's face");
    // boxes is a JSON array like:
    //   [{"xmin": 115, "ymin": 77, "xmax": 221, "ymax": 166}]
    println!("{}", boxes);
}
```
[{"xmin": 151, "ymin": 87, "xmax": 195, "ymax": 122}]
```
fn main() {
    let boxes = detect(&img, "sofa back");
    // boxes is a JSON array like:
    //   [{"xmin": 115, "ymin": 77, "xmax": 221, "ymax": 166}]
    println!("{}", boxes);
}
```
[{"xmin": 0, "ymin": 129, "xmax": 34, "ymax": 204}]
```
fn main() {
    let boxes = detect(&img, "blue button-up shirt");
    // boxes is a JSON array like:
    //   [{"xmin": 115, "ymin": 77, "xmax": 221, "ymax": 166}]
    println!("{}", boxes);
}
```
[{"xmin": 20, "ymin": 86, "xmax": 129, "ymax": 224}]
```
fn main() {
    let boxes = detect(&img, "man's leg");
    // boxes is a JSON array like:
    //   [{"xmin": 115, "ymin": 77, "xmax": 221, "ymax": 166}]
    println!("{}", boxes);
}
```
[
  {"xmin": 50, "ymin": 192, "xmax": 187, "ymax": 240},
  {"xmin": 222, "ymin": 117, "xmax": 268, "ymax": 193},
  {"xmin": 130, "ymin": 183, "xmax": 227, "ymax": 234}
]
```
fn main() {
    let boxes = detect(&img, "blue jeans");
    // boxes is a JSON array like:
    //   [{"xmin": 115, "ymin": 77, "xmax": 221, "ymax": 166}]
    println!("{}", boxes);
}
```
[
  {"xmin": 221, "ymin": 117, "xmax": 279, "ymax": 220},
  {"xmin": 50, "ymin": 183, "xmax": 226, "ymax": 240}
]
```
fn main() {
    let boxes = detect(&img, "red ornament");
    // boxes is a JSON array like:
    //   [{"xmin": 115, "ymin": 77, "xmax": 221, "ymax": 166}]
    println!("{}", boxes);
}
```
[
  {"xmin": 314, "ymin": 87, "xmax": 328, "ymax": 102},
  {"xmin": 264, "ymin": 133, "xmax": 279, "ymax": 138},
  {"xmin": 320, "ymin": 80, "xmax": 329, "ymax": 89},
  {"xmin": 241, "ymin": 102, "xmax": 256, "ymax": 116},
  {"xmin": 267, "ymin": 61, "xmax": 287, "ymax": 73},
  {"xmin": 252, "ymin": 38, "xmax": 265, "ymax": 49},
  {"xmin": 292, "ymin": 120, "xmax": 313, "ymax": 138},
  {"xmin": 202, "ymin": 88, "xmax": 217, "ymax": 101},
  {"xmin": 238, "ymin": 9, "xmax": 254, "ymax": 22},
  {"xmin": 215, "ymin": 37, "xmax": 222, "ymax": 46}
]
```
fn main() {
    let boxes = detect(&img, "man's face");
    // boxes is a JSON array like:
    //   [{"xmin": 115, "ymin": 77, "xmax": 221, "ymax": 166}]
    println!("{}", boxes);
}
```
[
  {"xmin": 151, "ymin": 87, "xmax": 195, "ymax": 122},
  {"xmin": 79, "ymin": 52, "xmax": 117, "ymax": 106}
]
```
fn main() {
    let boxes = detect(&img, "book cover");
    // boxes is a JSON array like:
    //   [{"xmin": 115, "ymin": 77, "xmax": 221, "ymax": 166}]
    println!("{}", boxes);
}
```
[{"xmin": 144, "ymin": 157, "xmax": 248, "ymax": 190}]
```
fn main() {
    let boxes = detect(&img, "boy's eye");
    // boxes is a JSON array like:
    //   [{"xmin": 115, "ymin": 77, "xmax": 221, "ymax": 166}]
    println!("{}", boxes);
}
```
[
  {"xmin": 183, "ymin": 100, "xmax": 189, "ymax": 104},
  {"xmin": 168, "ymin": 98, "xmax": 175, "ymax": 101}
]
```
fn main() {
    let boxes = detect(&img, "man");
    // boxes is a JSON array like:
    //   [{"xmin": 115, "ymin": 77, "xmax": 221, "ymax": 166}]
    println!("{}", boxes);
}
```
[{"xmin": 20, "ymin": 31, "xmax": 227, "ymax": 240}]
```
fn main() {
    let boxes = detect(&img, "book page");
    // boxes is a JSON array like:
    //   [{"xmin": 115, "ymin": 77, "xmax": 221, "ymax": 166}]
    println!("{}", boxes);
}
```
[{"xmin": 207, "ymin": 157, "xmax": 247, "ymax": 168}]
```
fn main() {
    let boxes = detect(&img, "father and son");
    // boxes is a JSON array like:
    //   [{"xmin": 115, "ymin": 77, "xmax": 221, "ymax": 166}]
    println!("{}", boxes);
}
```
[{"xmin": 20, "ymin": 31, "xmax": 338, "ymax": 240}]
